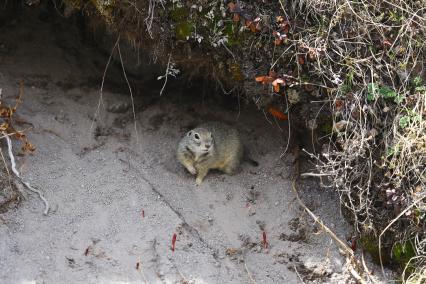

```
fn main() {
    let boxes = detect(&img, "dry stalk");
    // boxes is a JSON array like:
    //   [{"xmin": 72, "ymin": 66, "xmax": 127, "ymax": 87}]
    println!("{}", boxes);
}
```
[
  {"xmin": 379, "ymin": 195, "xmax": 426, "ymax": 276},
  {"xmin": 293, "ymin": 1, "xmax": 425, "ymax": 275},
  {"xmin": 116, "ymin": 40, "xmax": 139, "ymax": 145},
  {"xmin": 159, "ymin": 53, "xmax": 172, "ymax": 96},
  {"xmin": 91, "ymin": 34, "xmax": 120, "ymax": 132},
  {"xmin": 292, "ymin": 179, "xmax": 375, "ymax": 284}
]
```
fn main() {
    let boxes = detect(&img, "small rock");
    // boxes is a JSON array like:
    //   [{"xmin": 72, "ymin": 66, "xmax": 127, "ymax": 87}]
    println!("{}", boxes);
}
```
[
  {"xmin": 287, "ymin": 89, "xmax": 300, "ymax": 104},
  {"xmin": 248, "ymin": 208, "xmax": 256, "ymax": 216},
  {"xmin": 307, "ymin": 119, "xmax": 318, "ymax": 130},
  {"xmin": 256, "ymin": 220, "xmax": 266, "ymax": 230}
]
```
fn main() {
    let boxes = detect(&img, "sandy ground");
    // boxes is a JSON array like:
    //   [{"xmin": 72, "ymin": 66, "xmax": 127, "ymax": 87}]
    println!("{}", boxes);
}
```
[{"xmin": 0, "ymin": 6, "xmax": 373, "ymax": 284}]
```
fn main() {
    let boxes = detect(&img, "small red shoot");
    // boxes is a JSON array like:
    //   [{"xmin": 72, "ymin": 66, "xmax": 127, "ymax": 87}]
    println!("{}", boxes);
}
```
[
  {"xmin": 171, "ymin": 233, "xmax": 177, "ymax": 252},
  {"xmin": 84, "ymin": 247, "xmax": 90, "ymax": 256},
  {"xmin": 262, "ymin": 231, "xmax": 268, "ymax": 249},
  {"xmin": 136, "ymin": 262, "xmax": 140, "ymax": 270},
  {"xmin": 141, "ymin": 209, "xmax": 145, "ymax": 218},
  {"xmin": 351, "ymin": 239, "xmax": 357, "ymax": 251}
]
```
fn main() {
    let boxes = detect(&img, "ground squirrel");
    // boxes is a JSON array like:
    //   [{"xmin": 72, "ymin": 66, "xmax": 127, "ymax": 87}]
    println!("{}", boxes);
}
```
[{"xmin": 177, "ymin": 122, "xmax": 256, "ymax": 185}]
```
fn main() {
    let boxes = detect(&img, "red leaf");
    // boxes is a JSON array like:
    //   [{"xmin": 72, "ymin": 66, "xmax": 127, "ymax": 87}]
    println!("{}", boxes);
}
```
[
  {"xmin": 272, "ymin": 78, "xmax": 285, "ymax": 86},
  {"xmin": 273, "ymin": 84, "xmax": 280, "ymax": 92},
  {"xmin": 255, "ymin": 76, "xmax": 267, "ymax": 82},
  {"xmin": 282, "ymin": 25, "xmax": 289, "ymax": 34},
  {"xmin": 255, "ymin": 76, "xmax": 275, "ymax": 84},
  {"xmin": 334, "ymin": 99, "xmax": 344, "ymax": 110},
  {"xmin": 272, "ymin": 78, "xmax": 286, "ymax": 92},
  {"xmin": 298, "ymin": 55, "xmax": 305, "ymax": 65},
  {"xmin": 268, "ymin": 107, "xmax": 288, "ymax": 120}
]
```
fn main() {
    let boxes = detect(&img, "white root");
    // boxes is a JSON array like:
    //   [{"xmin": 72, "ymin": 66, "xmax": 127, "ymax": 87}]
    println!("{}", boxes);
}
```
[{"xmin": 5, "ymin": 134, "xmax": 49, "ymax": 215}]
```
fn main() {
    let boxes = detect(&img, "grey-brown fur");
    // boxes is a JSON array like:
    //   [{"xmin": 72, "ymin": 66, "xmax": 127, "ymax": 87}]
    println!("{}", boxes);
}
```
[{"xmin": 177, "ymin": 122, "xmax": 243, "ymax": 185}]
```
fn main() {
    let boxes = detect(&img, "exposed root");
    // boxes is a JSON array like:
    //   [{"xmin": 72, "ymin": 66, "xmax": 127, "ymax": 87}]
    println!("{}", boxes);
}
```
[
  {"xmin": 90, "ymin": 34, "xmax": 120, "ymax": 132},
  {"xmin": 293, "ymin": 264, "xmax": 305, "ymax": 284},
  {"xmin": 116, "ymin": 39, "xmax": 139, "ymax": 145},
  {"xmin": 4, "ymin": 134, "xmax": 49, "ymax": 215}
]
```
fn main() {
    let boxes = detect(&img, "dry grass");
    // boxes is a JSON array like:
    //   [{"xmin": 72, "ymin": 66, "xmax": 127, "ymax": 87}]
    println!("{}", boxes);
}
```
[{"xmin": 293, "ymin": 0, "xmax": 425, "ymax": 279}]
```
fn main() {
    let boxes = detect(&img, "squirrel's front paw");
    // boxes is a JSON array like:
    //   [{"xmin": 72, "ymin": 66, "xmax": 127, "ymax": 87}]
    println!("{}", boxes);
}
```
[
  {"xmin": 187, "ymin": 166, "xmax": 197, "ymax": 175},
  {"xmin": 195, "ymin": 177, "xmax": 203, "ymax": 186}
]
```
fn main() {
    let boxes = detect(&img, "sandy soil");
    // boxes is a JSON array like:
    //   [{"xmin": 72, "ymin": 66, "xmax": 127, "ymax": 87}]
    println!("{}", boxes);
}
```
[{"xmin": 0, "ymin": 6, "xmax": 371, "ymax": 284}]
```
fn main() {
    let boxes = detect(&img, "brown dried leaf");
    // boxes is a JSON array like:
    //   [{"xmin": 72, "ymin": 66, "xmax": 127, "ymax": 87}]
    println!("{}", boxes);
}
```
[
  {"xmin": 255, "ymin": 76, "xmax": 275, "ymax": 84},
  {"xmin": 273, "ymin": 84, "xmax": 280, "ymax": 92},
  {"xmin": 268, "ymin": 107, "xmax": 288, "ymax": 120}
]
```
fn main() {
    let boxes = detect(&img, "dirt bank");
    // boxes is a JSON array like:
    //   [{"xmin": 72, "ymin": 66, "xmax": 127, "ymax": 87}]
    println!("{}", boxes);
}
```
[{"xmin": 0, "ymin": 5, "xmax": 389, "ymax": 284}]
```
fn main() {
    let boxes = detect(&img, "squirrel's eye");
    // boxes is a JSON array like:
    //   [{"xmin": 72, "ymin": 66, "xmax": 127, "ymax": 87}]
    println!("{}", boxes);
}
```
[
  {"xmin": 194, "ymin": 133, "xmax": 200, "ymax": 140},
  {"xmin": 188, "ymin": 131, "xmax": 192, "ymax": 137}
]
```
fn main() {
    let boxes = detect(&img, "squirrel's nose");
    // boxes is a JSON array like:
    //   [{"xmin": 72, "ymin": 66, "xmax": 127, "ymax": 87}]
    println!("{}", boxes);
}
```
[{"xmin": 205, "ymin": 144, "xmax": 211, "ymax": 149}]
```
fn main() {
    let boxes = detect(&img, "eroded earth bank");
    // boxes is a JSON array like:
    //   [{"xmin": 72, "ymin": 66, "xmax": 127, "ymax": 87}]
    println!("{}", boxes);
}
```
[{"xmin": 0, "ymin": 6, "xmax": 384, "ymax": 284}]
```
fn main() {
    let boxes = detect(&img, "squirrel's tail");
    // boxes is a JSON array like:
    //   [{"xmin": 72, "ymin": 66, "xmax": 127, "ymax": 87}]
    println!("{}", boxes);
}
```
[
  {"xmin": 243, "ymin": 146, "xmax": 259, "ymax": 167},
  {"xmin": 245, "ymin": 158, "xmax": 259, "ymax": 167}
]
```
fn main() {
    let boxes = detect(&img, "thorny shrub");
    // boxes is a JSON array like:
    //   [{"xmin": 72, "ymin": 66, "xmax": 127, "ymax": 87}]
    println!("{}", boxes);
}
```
[{"xmin": 0, "ymin": 83, "xmax": 35, "ymax": 153}]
